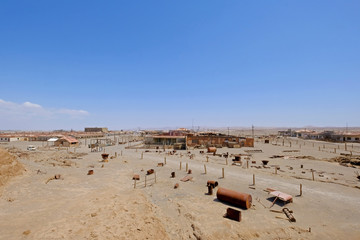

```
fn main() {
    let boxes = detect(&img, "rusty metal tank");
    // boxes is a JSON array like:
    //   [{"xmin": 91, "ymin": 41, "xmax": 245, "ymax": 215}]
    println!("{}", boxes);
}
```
[
  {"xmin": 207, "ymin": 147, "xmax": 217, "ymax": 153},
  {"xmin": 216, "ymin": 187, "xmax": 252, "ymax": 209}
]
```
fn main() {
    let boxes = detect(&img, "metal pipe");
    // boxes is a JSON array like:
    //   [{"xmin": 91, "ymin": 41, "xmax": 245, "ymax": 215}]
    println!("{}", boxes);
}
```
[
  {"xmin": 216, "ymin": 187, "xmax": 252, "ymax": 209},
  {"xmin": 207, "ymin": 180, "xmax": 218, "ymax": 188}
]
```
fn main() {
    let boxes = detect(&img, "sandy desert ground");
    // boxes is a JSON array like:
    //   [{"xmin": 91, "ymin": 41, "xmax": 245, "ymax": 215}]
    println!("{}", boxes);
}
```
[{"xmin": 1, "ymin": 137, "xmax": 360, "ymax": 240}]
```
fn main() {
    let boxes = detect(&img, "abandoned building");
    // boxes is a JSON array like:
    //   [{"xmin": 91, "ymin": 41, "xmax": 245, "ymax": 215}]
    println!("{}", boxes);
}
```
[
  {"xmin": 331, "ymin": 132, "xmax": 360, "ymax": 142},
  {"xmin": 145, "ymin": 132, "xmax": 254, "ymax": 149},
  {"xmin": 84, "ymin": 127, "xmax": 109, "ymax": 133},
  {"xmin": 144, "ymin": 135, "xmax": 186, "ymax": 149},
  {"xmin": 186, "ymin": 133, "xmax": 254, "ymax": 148},
  {"xmin": 54, "ymin": 136, "xmax": 79, "ymax": 147}
]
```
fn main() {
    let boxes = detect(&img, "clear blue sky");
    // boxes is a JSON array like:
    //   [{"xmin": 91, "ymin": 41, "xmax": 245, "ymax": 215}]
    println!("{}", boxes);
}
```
[{"xmin": 0, "ymin": 0, "xmax": 359, "ymax": 130}]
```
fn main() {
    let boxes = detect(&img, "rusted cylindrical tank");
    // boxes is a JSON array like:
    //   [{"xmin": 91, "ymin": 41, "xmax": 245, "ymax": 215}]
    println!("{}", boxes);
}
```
[
  {"xmin": 216, "ymin": 187, "xmax": 252, "ymax": 209},
  {"xmin": 207, "ymin": 147, "xmax": 217, "ymax": 153}
]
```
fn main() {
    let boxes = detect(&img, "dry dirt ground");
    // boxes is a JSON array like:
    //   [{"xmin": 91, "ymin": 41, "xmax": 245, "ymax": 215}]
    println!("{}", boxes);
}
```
[{"xmin": 0, "ymin": 138, "xmax": 360, "ymax": 240}]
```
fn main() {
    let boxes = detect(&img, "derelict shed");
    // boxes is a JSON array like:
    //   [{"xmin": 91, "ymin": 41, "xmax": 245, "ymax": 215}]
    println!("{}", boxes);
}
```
[
  {"xmin": 54, "ymin": 136, "xmax": 79, "ymax": 147},
  {"xmin": 47, "ymin": 137, "xmax": 58, "ymax": 146}
]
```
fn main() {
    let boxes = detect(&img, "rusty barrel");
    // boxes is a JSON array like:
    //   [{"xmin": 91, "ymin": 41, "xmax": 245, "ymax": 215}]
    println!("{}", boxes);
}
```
[
  {"xmin": 216, "ymin": 187, "xmax": 252, "ymax": 209},
  {"xmin": 207, "ymin": 147, "xmax": 217, "ymax": 153}
]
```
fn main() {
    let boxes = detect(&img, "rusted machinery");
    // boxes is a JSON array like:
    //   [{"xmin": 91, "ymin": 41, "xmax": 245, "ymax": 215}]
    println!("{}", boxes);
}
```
[
  {"xmin": 207, "ymin": 180, "xmax": 218, "ymax": 188},
  {"xmin": 208, "ymin": 185, "xmax": 213, "ymax": 195},
  {"xmin": 216, "ymin": 187, "xmax": 252, "ymax": 209},
  {"xmin": 147, "ymin": 169, "xmax": 154, "ymax": 175},
  {"xmin": 207, "ymin": 181, "xmax": 218, "ymax": 195},
  {"xmin": 87, "ymin": 170, "xmax": 94, "ymax": 175},
  {"xmin": 101, "ymin": 153, "xmax": 109, "ymax": 160},
  {"xmin": 225, "ymin": 208, "xmax": 241, "ymax": 222},
  {"xmin": 171, "ymin": 172, "xmax": 175, "ymax": 178},
  {"xmin": 283, "ymin": 208, "xmax": 296, "ymax": 222},
  {"xmin": 132, "ymin": 174, "xmax": 140, "ymax": 180},
  {"xmin": 262, "ymin": 160, "xmax": 269, "ymax": 166},
  {"xmin": 207, "ymin": 147, "xmax": 217, "ymax": 153}
]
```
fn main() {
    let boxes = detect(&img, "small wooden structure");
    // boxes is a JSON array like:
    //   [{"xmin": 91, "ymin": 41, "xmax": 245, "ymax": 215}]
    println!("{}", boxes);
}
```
[{"xmin": 54, "ymin": 136, "xmax": 79, "ymax": 147}]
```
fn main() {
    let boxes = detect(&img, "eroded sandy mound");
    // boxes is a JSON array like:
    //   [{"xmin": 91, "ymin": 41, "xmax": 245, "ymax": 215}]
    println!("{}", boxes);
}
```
[{"xmin": 0, "ymin": 148, "xmax": 24, "ymax": 189}]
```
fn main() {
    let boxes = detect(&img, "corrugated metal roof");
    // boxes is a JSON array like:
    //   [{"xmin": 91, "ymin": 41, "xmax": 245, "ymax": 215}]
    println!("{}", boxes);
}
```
[{"xmin": 59, "ymin": 136, "xmax": 79, "ymax": 143}]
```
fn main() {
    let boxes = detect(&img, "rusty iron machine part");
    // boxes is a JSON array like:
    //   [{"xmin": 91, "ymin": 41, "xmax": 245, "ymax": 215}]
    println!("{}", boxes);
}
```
[
  {"xmin": 207, "ymin": 147, "xmax": 217, "ymax": 153},
  {"xmin": 87, "ymin": 170, "xmax": 94, "ymax": 175},
  {"xmin": 171, "ymin": 172, "xmax": 175, "ymax": 178},
  {"xmin": 216, "ymin": 187, "xmax": 252, "ymax": 209},
  {"xmin": 207, "ymin": 180, "xmax": 218, "ymax": 188},
  {"xmin": 208, "ymin": 185, "xmax": 213, "ymax": 195},
  {"xmin": 132, "ymin": 174, "xmax": 140, "ymax": 180},
  {"xmin": 224, "ymin": 208, "xmax": 241, "ymax": 222},
  {"xmin": 147, "ymin": 169, "xmax": 154, "ymax": 175},
  {"xmin": 282, "ymin": 208, "xmax": 296, "ymax": 222}
]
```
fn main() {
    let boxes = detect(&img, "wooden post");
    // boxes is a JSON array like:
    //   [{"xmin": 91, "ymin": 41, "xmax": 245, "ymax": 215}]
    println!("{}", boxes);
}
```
[
  {"xmin": 225, "ymin": 157, "xmax": 228, "ymax": 165},
  {"xmin": 300, "ymin": 184, "xmax": 302, "ymax": 196},
  {"xmin": 115, "ymin": 152, "xmax": 117, "ymax": 157},
  {"xmin": 246, "ymin": 160, "xmax": 249, "ymax": 169},
  {"xmin": 253, "ymin": 174, "xmax": 255, "ymax": 185},
  {"xmin": 222, "ymin": 168, "xmax": 224, "ymax": 178},
  {"xmin": 206, "ymin": 156, "xmax": 209, "ymax": 162},
  {"xmin": 145, "ymin": 175, "xmax": 147, "ymax": 187},
  {"xmin": 134, "ymin": 179, "xmax": 137, "ymax": 189},
  {"xmin": 334, "ymin": 148, "xmax": 336, "ymax": 153},
  {"xmin": 204, "ymin": 164, "xmax": 207, "ymax": 174},
  {"xmin": 323, "ymin": 144, "xmax": 325, "ymax": 149},
  {"xmin": 345, "ymin": 143, "xmax": 347, "ymax": 151},
  {"xmin": 180, "ymin": 161, "xmax": 182, "ymax": 170},
  {"xmin": 141, "ymin": 153, "xmax": 143, "ymax": 159},
  {"xmin": 311, "ymin": 169, "xmax": 315, "ymax": 181},
  {"xmin": 164, "ymin": 157, "xmax": 166, "ymax": 164},
  {"xmin": 186, "ymin": 163, "xmax": 188, "ymax": 172},
  {"xmin": 290, "ymin": 142, "xmax": 292, "ymax": 148}
]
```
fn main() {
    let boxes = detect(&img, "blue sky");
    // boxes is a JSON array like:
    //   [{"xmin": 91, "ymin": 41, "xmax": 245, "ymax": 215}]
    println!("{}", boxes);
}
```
[{"xmin": 0, "ymin": 0, "xmax": 359, "ymax": 130}]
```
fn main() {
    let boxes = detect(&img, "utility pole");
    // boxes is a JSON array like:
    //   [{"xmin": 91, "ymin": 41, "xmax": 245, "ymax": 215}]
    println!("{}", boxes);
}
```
[
  {"xmin": 227, "ymin": 127, "xmax": 230, "ymax": 136},
  {"xmin": 252, "ymin": 125, "xmax": 254, "ymax": 138}
]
